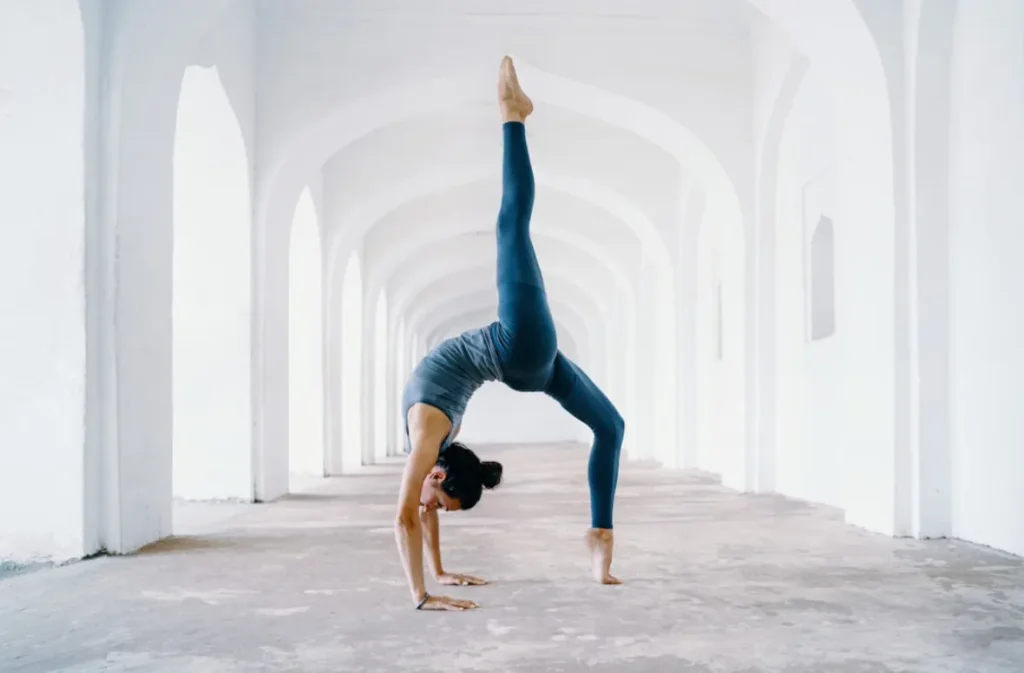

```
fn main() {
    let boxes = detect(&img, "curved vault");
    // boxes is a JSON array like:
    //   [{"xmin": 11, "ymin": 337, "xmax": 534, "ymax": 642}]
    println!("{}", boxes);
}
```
[
  {"xmin": 387, "ymin": 276, "xmax": 626, "ymax": 456},
  {"xmin": 325, "ymin": 174, "xmax": 653, "ymax": 468},
  {"xmin": 254, "ymin": 61, "xmax": 746, "ymax": 480}
]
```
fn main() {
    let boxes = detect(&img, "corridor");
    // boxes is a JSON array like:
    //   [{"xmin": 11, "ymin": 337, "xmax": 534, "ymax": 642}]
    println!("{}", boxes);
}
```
[
  {"xmin": 3, "ymin": 444, "xmax": 1022, "ymax": 672},
  {"xmin": 4, "ymin": 1, "xmax": 1024, "ymax": 670}
]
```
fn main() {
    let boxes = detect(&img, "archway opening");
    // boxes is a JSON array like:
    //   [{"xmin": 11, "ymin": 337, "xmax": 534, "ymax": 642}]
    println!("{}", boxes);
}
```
[
  {"xmin": 393, "ymin": 316, "xmax": 407, "ymax": 456},
  {"xmin": 171, "ymin": 65, "xmax": 251, "ymax": 501},
  {"xmin": 373, "ymin": 292, "xmax": 388, "ymax": 462},
  {"xmin": 340, "ymin": 252, "xmax": 363, "ymax": 472},
  {"xmin": 808, "ymin": 215, "xmax": 836, "ymax": 341},
  {"xmin": 288, "ymin": 187, "xmax": 324, "ymax": 486}
]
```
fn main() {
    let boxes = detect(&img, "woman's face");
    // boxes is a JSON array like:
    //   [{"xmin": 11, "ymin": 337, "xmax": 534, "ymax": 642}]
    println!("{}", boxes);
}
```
[{"xmin": 419, "ymin": 468, "xmax": 462, "ymax": 512}]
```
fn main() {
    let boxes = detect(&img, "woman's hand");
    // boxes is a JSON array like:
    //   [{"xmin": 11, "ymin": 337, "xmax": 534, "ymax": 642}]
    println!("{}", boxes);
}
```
[
  {"xmin": 419, "ymin": 594, "xmax": 479, "ymax": 611},
  {"xmin": 436, "ymin": 572, "xmax": 488, "ymax": 586}
]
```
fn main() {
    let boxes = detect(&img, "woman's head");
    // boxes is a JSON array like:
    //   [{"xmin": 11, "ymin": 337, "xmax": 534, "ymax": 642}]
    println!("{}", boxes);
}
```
[{"xmin": 419, "ymin": 442, "xmax": 502, "ymax": 512}]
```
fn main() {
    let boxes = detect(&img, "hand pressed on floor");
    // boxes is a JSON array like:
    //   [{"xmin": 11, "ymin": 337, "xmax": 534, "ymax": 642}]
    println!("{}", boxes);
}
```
[
  {"xmin": 419, "ymin": 594, "xmax": 479, "ymax": 611},
  {"xmin": 436, "ymin": 572, "xmax": 488, "ymax": 587}
]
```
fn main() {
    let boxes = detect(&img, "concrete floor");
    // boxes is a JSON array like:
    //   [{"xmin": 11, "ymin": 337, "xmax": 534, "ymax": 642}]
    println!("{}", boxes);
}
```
[{"xmin": 2, "ymin": 444, "xmax": 1023, "ymax": 673}]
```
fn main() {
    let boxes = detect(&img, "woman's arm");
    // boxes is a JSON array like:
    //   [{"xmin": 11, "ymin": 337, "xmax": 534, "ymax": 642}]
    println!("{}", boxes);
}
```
[
  {"xmin": 394, "ymin": 407, "xmax": 478, "ymax": 611},
  {"xmin": 394, "ymin": 430, "xmax": 436, "ymax": 605},
  {"xmin": 420, "ymin": 507, "xmax": 445, "ymax": 578},
  {"xmin": 421, "ymin": 508, "xmax": 488, "ymax": 586}
]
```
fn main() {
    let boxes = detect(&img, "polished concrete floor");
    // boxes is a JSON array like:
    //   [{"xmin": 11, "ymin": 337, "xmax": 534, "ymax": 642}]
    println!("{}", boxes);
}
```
[{"xmin": 2, "ymin": 443, "xmax": 1023, "ymax": 672}]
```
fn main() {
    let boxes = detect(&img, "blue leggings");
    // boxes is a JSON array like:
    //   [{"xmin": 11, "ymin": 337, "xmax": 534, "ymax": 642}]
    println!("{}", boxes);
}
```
[{"xmin": 490, "ymin": 122, "xmax": 625, "ymax": 530}]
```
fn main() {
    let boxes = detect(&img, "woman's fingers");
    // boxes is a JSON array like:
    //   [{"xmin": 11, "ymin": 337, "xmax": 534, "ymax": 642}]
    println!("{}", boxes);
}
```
[{"xmin": 423, "ymin": 595, "xmax": 480, "ymax": 611}]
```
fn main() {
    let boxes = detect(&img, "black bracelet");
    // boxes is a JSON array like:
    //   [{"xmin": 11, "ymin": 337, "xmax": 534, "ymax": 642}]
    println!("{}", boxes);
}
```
[{"xmin": 415, "ymin": 593, "xmax": 430, "ymax": 610}]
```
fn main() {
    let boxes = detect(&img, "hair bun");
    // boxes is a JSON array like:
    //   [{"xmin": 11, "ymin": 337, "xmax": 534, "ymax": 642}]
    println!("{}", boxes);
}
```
[{"xmin": 480, "ymin": 461, "xmax": 503, "ymax": 490}]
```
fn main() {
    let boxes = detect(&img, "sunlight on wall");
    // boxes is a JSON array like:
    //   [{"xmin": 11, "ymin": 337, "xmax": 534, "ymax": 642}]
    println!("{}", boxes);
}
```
[
  {"xmin": 172, "ymin": 65, "xmax": 251, "ymax": 500},
  {"xmin": 288, "ymin": 187, "xmax": 324, "ymax": 480},
  {"xmin": 340, "ymin": 252, "xmax": 363, "ymax": 472}
]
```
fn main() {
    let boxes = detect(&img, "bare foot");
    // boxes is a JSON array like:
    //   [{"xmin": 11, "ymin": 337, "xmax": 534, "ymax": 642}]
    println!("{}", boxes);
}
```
[
  {"xmin": 584, "ymin": 528, "xmax": 622, "ymax": 585},
  {"xmin": 498, "ymin": 55, "xmax": 534, "ymax": 122}
]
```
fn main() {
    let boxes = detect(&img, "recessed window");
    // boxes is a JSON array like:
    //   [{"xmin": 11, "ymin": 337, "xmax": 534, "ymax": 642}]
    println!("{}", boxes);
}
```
[
  {"xmin": 715, "ymin": 280, "xmax": 724, "ymax": 360},
  {"xmin": 808, "ymin": 215, "xmax": 836, "ymax": 341}
]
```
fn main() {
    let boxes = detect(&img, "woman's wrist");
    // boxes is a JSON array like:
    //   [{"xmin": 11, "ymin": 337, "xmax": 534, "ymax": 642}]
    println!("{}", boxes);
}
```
[{"xmin": 414, "ymin": 591, "xmax": 430, "ymax": 609}]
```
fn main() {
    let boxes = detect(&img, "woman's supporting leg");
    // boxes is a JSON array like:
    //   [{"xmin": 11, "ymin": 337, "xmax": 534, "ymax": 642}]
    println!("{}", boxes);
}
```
[{"xmin": 543, "ymin": 351, "xmax": 625, "ymax": 530}]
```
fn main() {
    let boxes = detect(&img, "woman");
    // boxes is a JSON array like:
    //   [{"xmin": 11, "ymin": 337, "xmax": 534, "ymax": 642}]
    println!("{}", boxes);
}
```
[{"xmin": 394, "ymin": 56, "xmax": 626, "ymax": 612}]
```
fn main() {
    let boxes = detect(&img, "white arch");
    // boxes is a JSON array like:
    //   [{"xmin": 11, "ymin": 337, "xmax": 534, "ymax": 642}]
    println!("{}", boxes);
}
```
[
  {"xmin": 259, "ymin": 61, "xmax": 741, "ymax": 261},
  {"xmin": 289, "ymin": 186, "xmax": 324, "ymax": 479},
  {"xmin": 87, "ymin": 0, "xmax": 256, "ymax": 552},
  {"xmin": 257, "ymin": 63, "xmax": 740, "ymax": 486},
  {"xmin": 327, "ymin": 166, "xmax": 652, "ymax": 310},
  {"xmin": 372, "ymin": 291, "xmax": 389, "ymax": 463},
  {"xmin": 748, "ymin": 0, "xmax": 898, "ymax": 535},
  {"xmin": 392, "ymin": 315, "xmax": 407, "ymax": 457},
  {"xmin": 397, "ymin": 272, "xmax": 635, "ymax": 446},
  {"xmin": 402, "ymin": 286, "xmax": 631, "ymax": 454},
  {"xmin": 696, "ymin": 195, "xmax": 747, "ymax": 490},
  {"xmin": 337, "ymin": 252, "xmax": 364, "ymax": 473},
  {"xmin": 387, "ymin": 237, "xmax": 623, "ymax": 329},
  {"xmin": 752, "ymin": 51, "xmax": 809, "ymax": 494},
  {"xmin": 422, "ymin": 304, "xmax": 592, "ymax": 377},
  {"xmin": 322, "ymin": 174, "xmax": 656, "ymax": 466},
  {"xmin": 360, "ymin": 225, "xmax": 631, "ymax": 465},
  {"xmin": 171, "ymin": 65, "xmax": 251, "ymax": 501},
  {"xmin": 356, "ymin": 172, "xmax": 639, "ymax": 305}
]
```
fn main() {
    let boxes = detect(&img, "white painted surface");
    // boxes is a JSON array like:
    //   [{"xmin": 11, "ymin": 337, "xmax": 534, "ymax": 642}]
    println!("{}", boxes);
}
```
[
  {"xmin": 772, "ymin": 67, "xmax": 842, "ymax": 510},
  {"xmin": 172, "ymin": 66, "xmax": 252, "ymax": 501},
  {"xmin": 372, "ymin": 292, "xmax": 390, "ymax": 462},
  {"xmin": 289, "ymin": 187, "xmax": 324, "ymax": 478},
  {"xmin": 460, "ymin": 383, "xmax": 589, "ymax": 445},
  {"xmin": 339, "ymin": 253, "xmax": 364, "ymax": 473},
  {"xmin": 949, "ymin": 1, "xmax": 1024, "ymax": 556},
  {"xmin": 8, "ymin": 0, "xmax": 1024, "ymax": 565},
  {"xmin": 100, "ymin": 0, "xmax": 257, "ymax": 550},
  {"xmin": 696, "ymin": 197, "xmax": 746, "ymax": 491},
  {"xmin": 0, "ymin": 0, "xmax": 86, "ymax": 564}
]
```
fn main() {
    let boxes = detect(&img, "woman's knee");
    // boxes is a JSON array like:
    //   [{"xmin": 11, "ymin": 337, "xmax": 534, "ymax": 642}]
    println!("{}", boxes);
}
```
[{"xmin": 594, "ymin": 407, "xmax": 625, "ymax": 449}]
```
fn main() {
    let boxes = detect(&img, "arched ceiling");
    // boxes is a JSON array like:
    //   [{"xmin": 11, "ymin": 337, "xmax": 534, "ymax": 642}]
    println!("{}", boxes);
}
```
[
  {"xmin": 402, "ymin": 271, "xmax": 610, "ymax": 340},
  {"xmin": 383, "ymin": 236, "xmax": 623, "ymax": 327},
  {"xmin": 424, "ymin": 307, "xmax": 585, "ymax": 368},
  {"xmin": 358, "ymin": 181, "xmax": 645, "ymax": 298}
]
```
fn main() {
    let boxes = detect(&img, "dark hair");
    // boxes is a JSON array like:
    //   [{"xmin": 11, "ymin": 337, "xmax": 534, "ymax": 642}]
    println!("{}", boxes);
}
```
[{"xmin": 436, "ymin": 442, "xmax": 503, "ymax": 510}]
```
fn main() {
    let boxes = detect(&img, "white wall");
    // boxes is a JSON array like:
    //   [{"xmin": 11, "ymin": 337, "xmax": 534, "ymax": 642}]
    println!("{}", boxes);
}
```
[
  {"xmin": 0, "ymin": 0, "xmax": 86, "ymax": 564},
  {"xmin": 459, "ymin": 383, "xmax": 588, "ymax": 445},
  {"xmin": 695, "ymin": 194, "xmax": 746, "ymax": 490},
  {"xmin": 772, "ymin": 67, "xmax": 842, "ymax": 510},
  {"xmin": 949, "ymin": 1, "xmax": 1024, "ymax": 556}
]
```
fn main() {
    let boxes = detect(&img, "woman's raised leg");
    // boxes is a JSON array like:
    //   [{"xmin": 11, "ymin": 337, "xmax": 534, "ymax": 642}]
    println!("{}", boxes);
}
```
[{"xmin": 492, "ymin": 57, "xmax": 557, "ymax": 384}]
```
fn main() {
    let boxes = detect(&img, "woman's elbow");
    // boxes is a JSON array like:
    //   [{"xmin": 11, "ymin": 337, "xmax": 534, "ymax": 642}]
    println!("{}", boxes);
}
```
[{"xmin": 395, "ymin": 510, "xmax": 419, "ymax": 532}]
